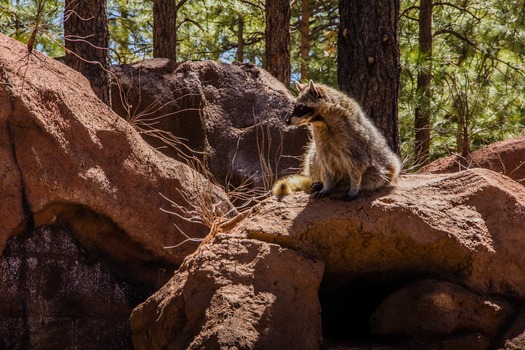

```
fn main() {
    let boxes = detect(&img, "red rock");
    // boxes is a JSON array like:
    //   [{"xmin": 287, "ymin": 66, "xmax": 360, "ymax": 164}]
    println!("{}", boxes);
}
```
[
  {"xmin": 0, "ymin": 33, "xmax": 232, "ymax": 266},
  {"xmin": 420, "ymin": 136, "xmax": 525, "ymax": 186},
  {"xmin": 230, "ymin": 169, "xmax": 525, "ymax": 298},
  {"xmin": 111, "ymin": 59, "xmax": 308, "ymax": 190},
  {"xmin": 0, "ymin": 33, "xmax": 233, "ymax": 349},
  {"xmin": 131, "ymin": 234, "xmax": 324, "ymax": 350},
  {"xmin": 132, "ymin": 168, "xmax": 525, "ymax": 348},
  {"xmin": 370, "ymin": 280, "xmax": 509, "ymax": 339}
]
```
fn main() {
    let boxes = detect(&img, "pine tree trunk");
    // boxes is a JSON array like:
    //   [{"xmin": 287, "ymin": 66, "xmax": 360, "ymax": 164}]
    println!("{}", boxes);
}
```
[
  {"xmin": 265, "ymin": 0, "xmax": 291, "ymax": 87},
  {"xmin": 338, "ymin": 0, "xmax": 401, "ymax": 154},
  {"xmin": 300, "ymin": 0, "xmax": 310, "ymax": 81},
  {"xmin": 237, "ymin": 16, "xmax": 244, "ymax": 62},
  {"xmin": 414, "ymin": 0, "xmax": 433, "ymax": 165},
  {"xmin": 64, "ymin": 0, "xmax": 111, "ymax": 106},
  {"xmin": 456, "ymin": 112, "xmax": 470, "ymax": 156},
  {"xmin": 153, "ymin": 0, "xmax": 178, "ymax": 60}
]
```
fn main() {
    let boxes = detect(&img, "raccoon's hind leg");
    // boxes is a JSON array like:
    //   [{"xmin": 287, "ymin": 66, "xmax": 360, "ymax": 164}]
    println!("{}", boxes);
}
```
[
  {"xmin": 343, "ymin": 171, "xmax": 362, "ymax": 201},
  {"xmin": 342, "ymin": 188, "xmax": 359, "ymax": 201}
]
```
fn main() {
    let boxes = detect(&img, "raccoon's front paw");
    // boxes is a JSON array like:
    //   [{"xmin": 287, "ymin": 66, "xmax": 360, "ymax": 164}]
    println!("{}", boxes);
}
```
[
  {"xmin": 311, "ymin": 181, "xmax": 323, "ymax": 192},
  {"xmin": 314, "ymin": 188, "xmax": 330, "ymax": 198},
  {"xmin": 342, "ymin": 189, "xmax": 359, "ymax": 201}
]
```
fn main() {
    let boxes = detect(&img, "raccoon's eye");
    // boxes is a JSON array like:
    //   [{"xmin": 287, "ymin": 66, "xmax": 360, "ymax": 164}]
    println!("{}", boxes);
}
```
[{"xmin": 291, "ymin": 104, "xmax": 315, "ymax": 118}]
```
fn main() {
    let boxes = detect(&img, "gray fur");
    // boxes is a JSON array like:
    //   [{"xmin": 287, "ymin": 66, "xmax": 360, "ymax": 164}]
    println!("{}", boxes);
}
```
[{"xmin": 285, "ymin": 80, "xmax": 400, "ymax": 201}]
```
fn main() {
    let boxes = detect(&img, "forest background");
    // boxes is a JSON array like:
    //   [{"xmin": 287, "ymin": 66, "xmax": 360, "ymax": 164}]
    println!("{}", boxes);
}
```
[{"xmin": 1, "ymin": 0, "xmax": 525, "ymax": 168}]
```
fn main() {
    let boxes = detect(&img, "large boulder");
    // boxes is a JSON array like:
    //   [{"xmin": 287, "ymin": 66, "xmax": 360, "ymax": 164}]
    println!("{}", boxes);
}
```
[
  {"xmin": 131, "ymin": 234, "xmax": 324, "ymax": 350},
  {"xmin": 132, "ymin": 169, "xmax": 525, "ymax": 349},
  {"xmin": 0, "ymin": 33, "xmax": 233, "ymax": 267},
  {"xmin": 420, "ymin": 136, "xmax": 525, "ymax": 186},
  {"xmin": 111, "ymin": 59, "xmax": 308, "ymax": 190},
  {"xmin": 235, "ymin": 169, "xmax": 525, "ymax": 299},
  {"xmin": 0, "ymin": 34, "xmax": 233, "ymax": 348}
]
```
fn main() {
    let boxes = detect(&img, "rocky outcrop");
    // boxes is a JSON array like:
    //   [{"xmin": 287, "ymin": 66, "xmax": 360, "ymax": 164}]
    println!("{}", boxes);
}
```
[
  {"xmin": 131, "ymin": 234, "xmax": 324, "ymax": 350},
  {"xmin": 0, "ymin": 34, "xmax": 233, "ymax": 348},
  {"xmin": 420, "ymin": 136, "xmax": 525, "ymax": 186},
  {"xmin": 6, "ymin": 31, "xmax": 525, "ymax": 350},
  {"xmin": 0, "ymin": 33, "xmax": 233, "ymax": 266},
  {"xmin": 132, "ymin": 169, "xmax": 525, "ymax": 349},
  {"xmin": 111, "ymin": 59, "xmax": 308, "ymax": 189}
]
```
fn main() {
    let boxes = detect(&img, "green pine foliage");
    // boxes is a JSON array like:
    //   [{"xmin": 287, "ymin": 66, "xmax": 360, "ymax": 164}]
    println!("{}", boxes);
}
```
[
  {"xmin": 1, "ymin": 0, "xmax": 524, "ymax": 163},
  {"xmin": 107, "ymin": 0, "xmax": 152, "ymax": 63},
  {"xmin": 290, "ymin": 0, "xmax": 338, "ymax": 85},
  {"xmin": 400, "ymin": 0, "xmax": 525, "ymax": 162},
  {"xmin": 176, "ymin": 0, "xmax": 265, "ymax": 62},
  {"xmin": 0, "ymin": 0, "xmax": 64, "ymax": 56}
]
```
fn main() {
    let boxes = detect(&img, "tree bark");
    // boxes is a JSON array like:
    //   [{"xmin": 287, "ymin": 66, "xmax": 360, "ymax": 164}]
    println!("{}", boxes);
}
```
[
  {"xmin": 237, "ymin": 16, "xmax": 244, "ymax": 62},
  {"xmin": 265, "ymin": 0, "xmax": 291, "ymax": 87},
  {"xmin": 153, "ymin": 0, "xmax": 179, "ymax": 60},
  {"xmin": 300, "ymin": 0, "xmax": 310, "ymax": 81},
  {"xmin": 414, "ymin": 0, "xmax": 433, "ymax": 165},
  {"xmin": 64, "ymin": 0, "xmax": 111, "ymax": 106},
  {"xmin": 338, "ymin": 0, "xmax": 401, "ymax": 154}
]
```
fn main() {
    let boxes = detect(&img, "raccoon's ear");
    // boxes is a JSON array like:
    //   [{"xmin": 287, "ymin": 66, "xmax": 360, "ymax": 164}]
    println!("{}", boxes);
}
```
[
  {"xmin": 294, "ymin": 81, "xmax": 306, "ymax": 92},
  {"xmin": 308, "ymin": 80, "xmax": 321, "ymax": 98}
]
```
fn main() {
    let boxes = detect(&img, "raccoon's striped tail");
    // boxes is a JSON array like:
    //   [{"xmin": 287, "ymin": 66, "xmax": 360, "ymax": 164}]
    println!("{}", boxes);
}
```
[{"xmin": 272, "ymin": 174, "xmax": 313, "ymax": 198}]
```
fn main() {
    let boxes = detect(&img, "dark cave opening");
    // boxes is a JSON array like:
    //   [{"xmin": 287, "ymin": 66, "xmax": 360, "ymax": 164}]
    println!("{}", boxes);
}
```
[{"xmin": 319, "ymin": 275, "xmax": 412, "ymax": 349}]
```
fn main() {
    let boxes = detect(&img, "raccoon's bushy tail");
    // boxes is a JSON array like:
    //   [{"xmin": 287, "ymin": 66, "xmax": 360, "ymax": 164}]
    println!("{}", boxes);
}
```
[{"xmin": 272, "ymin": 174, "xmax": 313, "ymax": 198}]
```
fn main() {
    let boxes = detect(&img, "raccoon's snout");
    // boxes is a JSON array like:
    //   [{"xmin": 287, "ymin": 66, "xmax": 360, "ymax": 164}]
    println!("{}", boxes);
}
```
[{"xmin": 287, "ymin": 105, "xmax": 315, "ymax": 125}]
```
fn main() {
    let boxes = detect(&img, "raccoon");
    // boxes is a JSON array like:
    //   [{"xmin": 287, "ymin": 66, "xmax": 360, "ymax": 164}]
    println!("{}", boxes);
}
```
[{"xmin": 273, "ymin": 80, "xmax": 400, "ymax": 201}]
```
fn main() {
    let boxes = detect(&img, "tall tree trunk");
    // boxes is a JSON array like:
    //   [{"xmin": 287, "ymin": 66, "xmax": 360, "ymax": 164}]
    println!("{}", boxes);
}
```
[
  {"xmin": 300, "ymin": 0, "xmax": 310, "ymax": 81},
  {"xmin": 153, "ymin": 0, "xmax": 178, "ymax": 60},
  {"xmin": 456, "ymin": 113, "xmax": 470, "ymax": 156},
  {"xmin": 237, "ymin": 16, "xmax": 244, "ymax": 62},
  {"xmin": 265, "ymin": 0, "xmax": 291, "ymax": 87},
  {"xmin": 414, "ymin": 0, "xmax": 433, "ymax": 165},
  {"xmin": 338, "ymin": 0, "xmax": 401, "ymax": 154},
  {"xmin": 455, "ymin": 97, "xmax": 470, "ymax": 156},
  {"xmin": 64, "ymin": 0, "xmax": 111, "ymax": 106}
]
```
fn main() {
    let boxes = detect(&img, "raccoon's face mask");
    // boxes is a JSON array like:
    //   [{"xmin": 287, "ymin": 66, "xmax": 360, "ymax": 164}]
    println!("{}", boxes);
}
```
[
  {"xmin": 286, "ymin": 80, "xmax": 325, "ymax": 126},
  {"xmin": 286, "ymin": 104, "xmax": 316, "ymax": 125}
]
